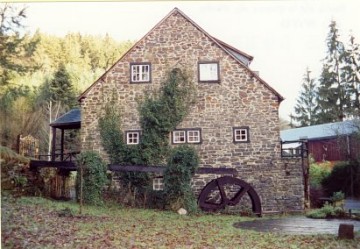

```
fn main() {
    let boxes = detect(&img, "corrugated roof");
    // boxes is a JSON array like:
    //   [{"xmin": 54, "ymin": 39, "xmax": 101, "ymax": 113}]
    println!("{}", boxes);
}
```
[
  {"xmin": 280, "ymin": 120, "xmax": 358, "ymax": 142},
  {"xmin": 50, "ymin": 108, "xmax": 81, "ymax": 129}
]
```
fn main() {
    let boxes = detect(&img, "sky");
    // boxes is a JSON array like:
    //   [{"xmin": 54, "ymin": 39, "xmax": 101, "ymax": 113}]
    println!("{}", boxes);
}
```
[{"xmin": 16, "ymin": 0, "xmax": 360, "ymax": 120}]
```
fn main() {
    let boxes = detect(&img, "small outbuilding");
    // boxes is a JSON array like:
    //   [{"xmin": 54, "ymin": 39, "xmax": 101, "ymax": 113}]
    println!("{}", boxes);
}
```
[{"xmin": 281, "ymin": 120, "xmax": 360, "ymax": 162}]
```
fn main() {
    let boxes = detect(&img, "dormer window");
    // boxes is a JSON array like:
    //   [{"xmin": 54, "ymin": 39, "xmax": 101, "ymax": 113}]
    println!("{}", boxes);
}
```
[
  {"xmin": 198, "ymin": 62, "xmax": 219, "ymax": 83},
  {"xmin": 130, "ymin": 63, "xmax": 151, "ymax": 83}
]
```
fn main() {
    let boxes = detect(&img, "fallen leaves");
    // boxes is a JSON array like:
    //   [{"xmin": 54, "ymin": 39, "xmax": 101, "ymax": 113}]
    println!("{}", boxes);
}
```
[{"xmin": 1, "ymin": 195, "xmax": 360, "ymax": 248}]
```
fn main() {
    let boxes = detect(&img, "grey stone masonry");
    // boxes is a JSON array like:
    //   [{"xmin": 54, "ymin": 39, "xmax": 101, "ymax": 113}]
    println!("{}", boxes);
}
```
[{"xmin": 79, "ymin": 8, "xmax": 304, "ymax": 213}]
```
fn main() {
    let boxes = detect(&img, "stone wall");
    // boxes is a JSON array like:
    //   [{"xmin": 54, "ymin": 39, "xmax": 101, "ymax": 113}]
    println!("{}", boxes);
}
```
[{"xmin": 80, "ymin": 10, "xmax": 304, "ymax": 213}]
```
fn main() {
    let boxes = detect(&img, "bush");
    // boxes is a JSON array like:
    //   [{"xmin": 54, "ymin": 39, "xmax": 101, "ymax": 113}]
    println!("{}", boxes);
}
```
[
  {"xmin": 0, "ymin": 146, "xmax": 36, "ymax": 195},
  {"xmin": 307, "ymin": 203, "xmax": 346, "ymax": 219},
  {"xmin": 76, "ymin": 151, "xmax": 108, "ymax": 205},
  {"xmin": 322, "ymin": 160, "xmax": 360, "ymax": 197},
  {"xmin": 163, "ymin": 145, "xmax": 199, "ymax": 213},
  {"xmin": 331, "ymin": 191, "xmax": 345, "ymax": 202},
  {"xmin": 309, "ymin": 162, "xmax": 331, "ymax": 188}
]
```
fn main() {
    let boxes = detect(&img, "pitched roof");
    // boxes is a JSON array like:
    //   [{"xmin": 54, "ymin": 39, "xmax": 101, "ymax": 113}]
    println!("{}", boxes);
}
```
[
  {"xmin": 211, "ymin": 37, "xmax": 253, "ymax": 66},
  {"xmin": 280, "ymin": 120, "xmax": 359, "ymax": 142},
  {"xmin": 78, "ymin": 7, "xmax": 284, "ymax": 102},
  {"xmin": 50, "ymin": 108, "xmax": 81, "ymax": 129}
]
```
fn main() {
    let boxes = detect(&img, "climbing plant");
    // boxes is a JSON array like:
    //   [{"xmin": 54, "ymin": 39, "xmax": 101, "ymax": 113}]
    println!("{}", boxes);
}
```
[
  {"xmin": 98, "ymin": 97, "xmax": 125, "ymax": 164},
  {"xmin": 98, "ymin": 68, "xmax": 197, "ymax": 208},
  {"xmin": 75, "ymin": 151, "xmax": 108, "ymax": 206},
  {"xmin": 163, "ymin": 145, "xmax": 199, "ymax": 212},
  {"xmin": 138, "ymin": 68, "xmax": 196, "ymax": 165}
]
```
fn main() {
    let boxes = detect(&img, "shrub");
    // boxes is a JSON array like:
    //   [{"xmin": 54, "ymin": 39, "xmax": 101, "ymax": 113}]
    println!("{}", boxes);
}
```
[
  {"xmin": 0, "ymin": 146, "xmax": 35, "ymax": 195},
  {"xmin": 163, "ymin": 145, "xmax": 199, "ymax": 213},
  {"xmin": 309, "ymin": 162, "xmax": 331, "ymax": 188},
  {"xmin": 307, "ymin": 203, "xmax": 346, "ymax": 219},
  {"xmin": 331, "ymin": 191, "xmax": 345, "ymax": 202},
  {"xmin": 76, "ymin": 151, "xmax": 108, "ymax": 205},
  {"xmin": 322, "ymin": 160, "xmax": 360, "ymax": 197}
]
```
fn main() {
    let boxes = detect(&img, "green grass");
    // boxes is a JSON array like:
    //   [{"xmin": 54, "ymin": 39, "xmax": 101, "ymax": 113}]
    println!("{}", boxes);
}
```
[{"xmin": 2, "ymin": 194, "xmax": 359, "ymax": 249}]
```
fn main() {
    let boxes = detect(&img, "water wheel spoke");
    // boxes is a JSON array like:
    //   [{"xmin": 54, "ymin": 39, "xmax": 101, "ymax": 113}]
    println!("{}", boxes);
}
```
[
  {"xmin": 201, "ymin": 201, "xmax": 224, "ymax": 211},
  {"xmin": 198, "ymin": 176, "xmax": 262, "ymax": 216},
  {"xmin": 216, "ymin": 178, "xmax": 229, "ymax": 205},
  {"xmin": 228, "ymin": 186, "xmax": 250, "ymax": 205}
]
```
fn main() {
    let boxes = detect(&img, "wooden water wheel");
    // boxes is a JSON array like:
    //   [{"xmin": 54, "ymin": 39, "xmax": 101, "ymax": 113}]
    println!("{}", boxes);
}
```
[{"xmin": 198, "ymin": 176, "xmax": 262, "ymax": 216}]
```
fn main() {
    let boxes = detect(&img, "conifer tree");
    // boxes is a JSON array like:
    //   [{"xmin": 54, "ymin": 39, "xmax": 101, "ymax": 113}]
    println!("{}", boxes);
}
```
[
  {"xmin": 317, "ymin": 21, "xmax": 350, "ymax": 123},
  {"xmin": 290, "ymin": 69, "xmax": 319, "ymax": 127},
  {"xmin": 342, "ymin": 35, "xmax": 360, "ymax": 117}
]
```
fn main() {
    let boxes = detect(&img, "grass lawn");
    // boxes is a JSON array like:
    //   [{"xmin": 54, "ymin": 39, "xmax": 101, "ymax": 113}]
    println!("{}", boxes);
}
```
[{"xmin": 1, "ymin": 194, "xmax": 359, "ymax": 249}]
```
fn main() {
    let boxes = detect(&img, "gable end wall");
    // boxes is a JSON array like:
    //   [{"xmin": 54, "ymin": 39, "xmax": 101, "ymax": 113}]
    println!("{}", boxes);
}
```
[{"xmin": 80, "ymin": 11, "xmax": 304, "ymax": 213}]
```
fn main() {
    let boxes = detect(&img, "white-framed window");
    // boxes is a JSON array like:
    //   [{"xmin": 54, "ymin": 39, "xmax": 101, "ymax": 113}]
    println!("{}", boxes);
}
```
[
  {"xmin": 198, "ymin": 62, "xmax": 219, "ymax": 82},
  {"xmin": 126, "ymin": 131, "xmax": 140, "ymax": 145},
  {"xmin": 130, "ymin": 63, "xmax": 151, "ymax": 83},
  {"xmin": 153, "ymin": 177, "xmax": 164, "ymax": 191},
  {"xmin": 187, "ymin": 130, "xmax": 201, "ymax": 143},
  {"xmin": 172, "ymin": 130, "xmax": 186, "ymax": 144},
  {"xmin": 233, "ymin": 127, "xmax": 250, "ymax": 143},
  {"xmin": 172, "ymin": 129, "xmax": 201, "ymax": 144}
]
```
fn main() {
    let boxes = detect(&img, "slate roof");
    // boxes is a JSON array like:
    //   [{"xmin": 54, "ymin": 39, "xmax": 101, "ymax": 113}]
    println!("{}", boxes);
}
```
[
  {"xmin": 50, "ymin": 108, "xmax": 81, "ymax": 129},
  {"xmin": 280, "ymin": 120, "xmax": 359, "ymax": 142}
]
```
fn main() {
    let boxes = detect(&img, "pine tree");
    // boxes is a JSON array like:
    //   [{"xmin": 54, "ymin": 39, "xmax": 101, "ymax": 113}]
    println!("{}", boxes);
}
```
[
  {"xmin": 49, "ymin": 64, "xmax": 77, "ymax": 107},
  {"xmin": 317, "ymin": 21, "xmax": 350, "ymax": 123},
  {"xmin": 35, "ymin": 64, "xmax": 78, "ymax": 155},
  {"xmin": 342, "ymin": 35, "xmax": 360, "ymax": 117},
  {"xmin": 290, "ymin": 69, "xmax": 319, "ymax": 127}
]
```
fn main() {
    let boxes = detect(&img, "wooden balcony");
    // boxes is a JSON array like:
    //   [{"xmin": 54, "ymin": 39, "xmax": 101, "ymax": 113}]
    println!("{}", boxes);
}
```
[{"xmin": 30, "ymin": 151, "xmax": 80, "ymax": 171}]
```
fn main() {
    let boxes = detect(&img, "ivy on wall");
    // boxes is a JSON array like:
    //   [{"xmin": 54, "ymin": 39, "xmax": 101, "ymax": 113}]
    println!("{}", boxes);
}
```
[
  {"xmin": 163, "ymin": 145, "xmax": 199, "ymax": 212},
  {"xmin": 98, "ymin": 68, "xmax": 199, "ymax": 211},
  {"xmin": 138, "ymin": 68, "xmax": 196, "ymax": 165},
  {"xmin": 76, "ymin": 151, "xmax": 108, "ymax": 206}
]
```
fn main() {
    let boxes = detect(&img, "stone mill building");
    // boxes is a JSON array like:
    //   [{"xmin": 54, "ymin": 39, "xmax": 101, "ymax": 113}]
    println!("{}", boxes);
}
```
[{"xmin": 78, "ymin": 8, "xmax": 305, "ymax": 214}]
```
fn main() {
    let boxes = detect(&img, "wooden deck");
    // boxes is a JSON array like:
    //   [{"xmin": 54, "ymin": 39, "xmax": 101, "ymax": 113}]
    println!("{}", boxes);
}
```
[
  {"xmin": 30, "ymin": 160, "xmax": 77, "ymax": 171},
  {"xmin": 30, "ymin": 152, "xmax": 79, "ymax": 171}
]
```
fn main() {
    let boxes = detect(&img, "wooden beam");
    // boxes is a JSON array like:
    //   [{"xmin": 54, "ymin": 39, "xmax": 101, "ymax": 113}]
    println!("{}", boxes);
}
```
[
  {"xmin": 60, "ymin": 129, "xmax": 64, "ymax": 161},
  {"xmin": 196, "ymin": 167, "xmax": 237, "ymax": 175},
  {"xmin": 29, "ymin": 161, "xmax": 238, "ymax": 176},
  {"xmin": 108, "ymin": 165, "xmax": 165, "ymax": 173},
  {"xmin": 108, "ymin": 165, "xmax": 237, "ymax": 175},
  {"xmin": 30, "ymin": 160, "xmax": 76, "ymax": 171},
  {"xmin": 51, "ymin": 127, "xmax": 56, "ymax": 161}
]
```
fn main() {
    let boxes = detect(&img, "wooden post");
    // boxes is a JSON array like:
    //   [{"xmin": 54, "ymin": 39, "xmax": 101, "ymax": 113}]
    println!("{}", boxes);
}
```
[
  {"xmin": 338, "ymin": 224, "xmax": 354, "ymax": 240},
  {"xmin": 51, "ymin": 127, "xmax": 56, "ymax": 161},
  {"xmin": 60, "ymin": 129, "xmax": 64, "ymax": 161},
  {"xmin": 17, "ymin": 134, "xmax": 21, "ymax": 154},
  {"xmin": 79, "ymin": 161, "xmax": 83, "ymax": 215}
]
